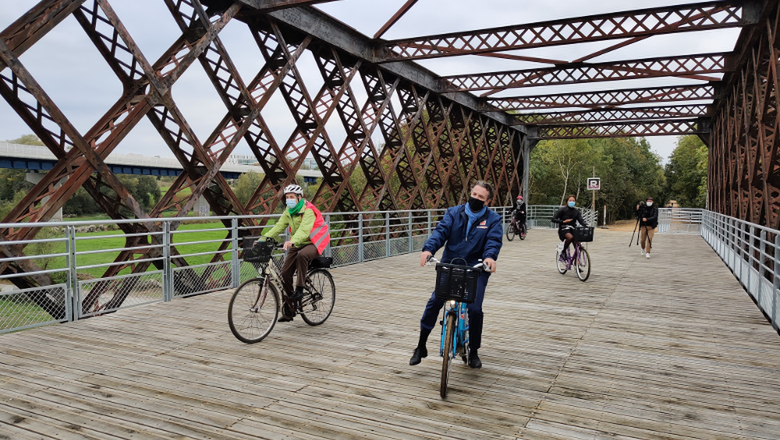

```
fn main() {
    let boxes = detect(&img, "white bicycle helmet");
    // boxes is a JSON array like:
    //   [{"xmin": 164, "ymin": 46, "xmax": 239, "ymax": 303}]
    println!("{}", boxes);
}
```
[{"xmin": 283, "ymin": 184, "xmax": 304, "ymax": 197}]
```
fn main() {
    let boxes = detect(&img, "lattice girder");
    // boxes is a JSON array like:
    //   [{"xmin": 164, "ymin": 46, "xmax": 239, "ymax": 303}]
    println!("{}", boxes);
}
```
[{"xmin": 383, "ymin": 1, "xmax": 755, "ymax": 61}]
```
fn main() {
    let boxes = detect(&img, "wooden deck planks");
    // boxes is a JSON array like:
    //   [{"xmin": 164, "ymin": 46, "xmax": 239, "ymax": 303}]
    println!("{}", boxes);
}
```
[{"xmin": 0, "ymin": 229, "xmax": 779, "ymax": 439}]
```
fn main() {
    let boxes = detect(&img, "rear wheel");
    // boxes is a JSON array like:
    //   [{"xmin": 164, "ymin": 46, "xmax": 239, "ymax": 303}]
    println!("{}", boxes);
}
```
[
  {"xmin": 228, "ymin": 278, "xmax": 279, "ymax": 343},
  {"xmin": 440, "ymin": 312, "xmax": 456, "ymax": 399},
  {"xmin": 556, "ymin": 249, "xmax": 568, "ymax": 274},
  {"xmin": 506, "ymin": 223, "xmax": 515, "ymax": 241},
  {"xmin": 301, "ymin": 269, "xmax": 336, "ymax": 326},
  {"xmin": 576, "ymin": 248, "xmax": 591, "ymax": 282}
]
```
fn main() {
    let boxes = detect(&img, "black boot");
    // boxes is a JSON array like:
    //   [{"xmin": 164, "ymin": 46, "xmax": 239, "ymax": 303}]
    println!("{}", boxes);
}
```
[
  {"xmin": 290, "ymin": 286, "xmax": 305, "ymax": 302},
  {"xmin": 409, "ymin": 328, "xmax": 431, "ymax": 365},
  {"xmin": 468, "ymin": 348, "xmax": 482, "ymax": 369}
]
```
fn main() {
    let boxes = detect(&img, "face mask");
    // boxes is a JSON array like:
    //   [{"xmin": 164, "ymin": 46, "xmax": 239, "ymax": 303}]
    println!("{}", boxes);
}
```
[
  {"xmin": 646, "ymin": 202, "xmax": 653, "ymax": 207},
  {"xmin": 468, "ymin": 197, "xmax": 485, "ymax": 211},
  {"xmin": 567, "ymin": 201, "xmax": 575, "ymax": 208},
  {"xmin": 286, "ymin": 199, "xmax": 298, "ymax": 209}
]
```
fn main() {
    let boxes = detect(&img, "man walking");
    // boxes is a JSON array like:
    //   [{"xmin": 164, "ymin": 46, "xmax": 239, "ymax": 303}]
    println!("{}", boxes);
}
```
[{"xmin": 636, "ymin": 196, "xmax": 658, "ymax": 258}]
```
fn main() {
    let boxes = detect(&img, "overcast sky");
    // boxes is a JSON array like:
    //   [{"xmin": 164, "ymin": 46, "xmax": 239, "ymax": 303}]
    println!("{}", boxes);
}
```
[{"xmin": 0, "ymin": 1, "xmax": 740, "ymax": 164}]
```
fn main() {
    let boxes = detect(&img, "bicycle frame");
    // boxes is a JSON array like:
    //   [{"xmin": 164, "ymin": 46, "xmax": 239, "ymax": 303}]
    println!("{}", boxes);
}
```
[
  {"xmin": 440, "ymin": 300, "xmax": 469, "ymax": 359},
  {"xmin": 562, "ymin": 241, "xmax": 586, "ymax": 270}
]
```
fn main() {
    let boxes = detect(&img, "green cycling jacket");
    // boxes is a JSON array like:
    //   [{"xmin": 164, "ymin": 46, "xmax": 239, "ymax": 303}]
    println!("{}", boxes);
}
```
[{"xmin": 263, "ymin": 204, "xmax": 316, "ymax": 247}]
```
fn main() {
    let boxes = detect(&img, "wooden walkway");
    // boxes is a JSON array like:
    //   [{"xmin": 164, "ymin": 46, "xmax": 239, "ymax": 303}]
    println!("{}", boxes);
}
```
[{"xmin": 1, "ymin": 229, "xmax": 779, "ymax": 439}]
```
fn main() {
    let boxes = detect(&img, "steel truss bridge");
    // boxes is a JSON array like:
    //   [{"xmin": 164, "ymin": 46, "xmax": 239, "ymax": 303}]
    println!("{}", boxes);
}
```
[{"xmin": 0, "ymin": 0, "xmax": 778, "ymax": 310}]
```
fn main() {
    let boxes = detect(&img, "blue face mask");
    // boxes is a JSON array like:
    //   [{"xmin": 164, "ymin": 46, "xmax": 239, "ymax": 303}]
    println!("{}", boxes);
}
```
[
  {"xmin": 567, "ymin": 201, "xmax": 575, "ymax": 208},
  {"xmin": 286, "ymin": 199, "xmax": 298, "ymax": 209}
]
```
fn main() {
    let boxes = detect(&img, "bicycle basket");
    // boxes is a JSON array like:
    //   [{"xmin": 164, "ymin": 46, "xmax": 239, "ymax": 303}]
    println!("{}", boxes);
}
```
[
  {"xmin": 243, "ymin": 239, "xmax": 273, "ymax": 264},
  {"xmin": 434, "ymin": 259, "xmax": 483, "ymax": 304},
  {"xmin": 574, "ymin": 226, "xmax": 594, "ymax": 242}
]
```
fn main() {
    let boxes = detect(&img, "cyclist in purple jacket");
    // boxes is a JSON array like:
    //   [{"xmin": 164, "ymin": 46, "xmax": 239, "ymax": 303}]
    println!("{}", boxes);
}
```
[{"xmin": 410, "ymin": 181, "xmax": 503, "ymax": 369}]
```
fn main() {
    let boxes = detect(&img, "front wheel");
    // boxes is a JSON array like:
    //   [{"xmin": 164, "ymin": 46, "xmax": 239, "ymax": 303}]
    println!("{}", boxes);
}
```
[
  {"xmin": 576, "ymin": 248, "xmax": 591, "ymax": 282},
  {"xmin": 556, "ymin": 249, "xmax": 568, "ymax": 274},
  {"xmin": 506, "ymin": 223, "xmax": 515, "ymax": 241},
  {"xmin": 440, "ymin": 312, "xmax": 456, "ymax": 399},
  {"xmin": 301, "ymin": 269, "xmax": 336, "ymax": 326},
  {"xmin": 228, "ymin": 278, "xmax": 279, "ymax": 343}
]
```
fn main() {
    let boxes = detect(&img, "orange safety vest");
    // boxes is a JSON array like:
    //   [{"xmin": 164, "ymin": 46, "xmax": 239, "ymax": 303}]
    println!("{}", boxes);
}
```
[{"xmin": 306, "ymin": 201, "xmax": 330, "ymax": 255}]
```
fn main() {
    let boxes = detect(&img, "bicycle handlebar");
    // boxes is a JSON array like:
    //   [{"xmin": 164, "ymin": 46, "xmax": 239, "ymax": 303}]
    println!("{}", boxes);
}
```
[
  {"xmin": 426, "ymin": 256, "xmax": 489, "ymax": 272},
  {"xmin": 262, "ymin": 237, "xmax": 286, "ymax": 250}
]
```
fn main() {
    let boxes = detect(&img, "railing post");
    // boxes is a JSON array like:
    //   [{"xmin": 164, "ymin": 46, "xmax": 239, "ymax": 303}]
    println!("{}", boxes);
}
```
[
  {"xmin": 66, "ymin": 225, "xmax": 77, "ymax": 322},
  {"xmin": 427, "ymin": 210, "xmax": 432, "ymax": 238},
  {"xmin": 773, "ymin": 234, "xmax": 780, "ymax": 332},
  {"xmin": 358, "ymin": 213, "xmax": 364, "ymax": 263},
  {"xmin": 748, "ymin": 225, "xmax": 755, "ymax": 295},
  {"xmin": 385, "ymin": 212, "xmax": 390, "ymax": 258},
  {"xmin": 163, "ymin": 221, "xmax": 172, "ymax": 302},
  {"xmin": 231, "ymin": 218, "xmax": 240, "ymax": 288},
  {"xmin": 408, "ymin": 211, "xmax": 413, "ymax": 253},
  {"xmin": 325, "ymin": 214, "xmax": 332, "ymax": 258},
  {"xmin": 760, "ymin": 229, "xmax": 767, "ymax": 301}
]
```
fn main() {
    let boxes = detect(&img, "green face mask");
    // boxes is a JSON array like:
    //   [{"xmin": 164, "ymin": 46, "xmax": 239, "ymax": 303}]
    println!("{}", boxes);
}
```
[{"xmin": 288, "ymin": 198, "xmax": 305, "ymax": 215}]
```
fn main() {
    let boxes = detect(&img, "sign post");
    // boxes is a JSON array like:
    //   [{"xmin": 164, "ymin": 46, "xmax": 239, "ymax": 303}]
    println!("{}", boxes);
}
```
[{"xmin": 587, "ymin": 173, "xmax": 600, "ymax": 225}]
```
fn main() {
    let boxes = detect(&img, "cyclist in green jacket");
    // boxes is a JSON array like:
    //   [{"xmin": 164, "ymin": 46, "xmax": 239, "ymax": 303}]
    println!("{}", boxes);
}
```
[{"xmin": 263, "ymin": 184, "xmax": 330, "ymax": 321}]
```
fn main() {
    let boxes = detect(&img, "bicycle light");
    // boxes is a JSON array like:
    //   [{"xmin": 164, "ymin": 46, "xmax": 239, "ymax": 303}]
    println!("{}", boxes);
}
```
[{"xmin": 449, "ymin": 300, "xmax": 456, "ymax": 307}]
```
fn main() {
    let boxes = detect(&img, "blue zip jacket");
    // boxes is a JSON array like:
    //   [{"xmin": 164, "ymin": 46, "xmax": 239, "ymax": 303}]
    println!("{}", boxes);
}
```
[{"xmin": 423, "ymin": 204, "xmax": 503, "ymax": 265}]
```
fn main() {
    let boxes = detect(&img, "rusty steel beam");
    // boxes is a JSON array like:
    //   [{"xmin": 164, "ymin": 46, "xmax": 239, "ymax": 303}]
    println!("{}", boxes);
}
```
[
  {"xmin": 537, "ymin": 119, "xmax": 707, "ymax": 139},
  {"xmin": 0, "ymin": 0, "xmax": 87, "ymax": 71},
  {"xmin": 514, "ymin": 104, "xmax": 711, "ymax": 125},
  {"xmin": 236, "ymin": 0, "xmax": 339, "ymax": 11},
  {"xmin": 709, "ymin": 1, "xmax": 780, "ymax": 229},
  {"xmin": 487, "ymin": 85, "xmax": 717, "ymax": 111},
  {"xmin": 374, "ymin": 0, "xmax": 418, "ymax": 39},
  {"xmin": 444, "ymin": 53, "xmax": 730, "ymax": 94},
  {"xmin": 382, "ymin": 1, "xmax": 758, "ymax": 61}
]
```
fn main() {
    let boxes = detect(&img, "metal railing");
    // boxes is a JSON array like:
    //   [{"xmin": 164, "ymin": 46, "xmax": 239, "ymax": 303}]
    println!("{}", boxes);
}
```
[
  {"xmin": 1, "ymin": 206, "xmax": 523, "ymax": 334},
  {"xmin": 701, "ymin": 211, "xmax": 780, "ymax": 331},
  {"xmin": 658, "ymin": 208, "xmax": 703, "ymax": 234},
  {"xmin": 526, "ymin": 205, "xmax": 598, "ymax": 228},
  {"xmin": 654, "ymin": 207, "xmax": 779, "ymax": 331}
]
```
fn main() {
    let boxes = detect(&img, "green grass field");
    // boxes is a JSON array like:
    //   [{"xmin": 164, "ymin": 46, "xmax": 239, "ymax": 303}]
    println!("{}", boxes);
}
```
[{"xmin": 27, "ymin": 219, "xmax": 278, "ymax": 281}]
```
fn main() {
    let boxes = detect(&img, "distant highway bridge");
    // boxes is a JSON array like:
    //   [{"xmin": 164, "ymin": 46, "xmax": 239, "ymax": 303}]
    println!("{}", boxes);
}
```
[{"xmin": 0, "ymin": 142, "xmax": 323, "ymax": 182}]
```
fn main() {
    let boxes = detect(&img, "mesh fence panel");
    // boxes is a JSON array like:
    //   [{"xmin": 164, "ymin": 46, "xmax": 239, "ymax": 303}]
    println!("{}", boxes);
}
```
[
  {"xmin": 0, "ymin": 284, "xmax": 68, "ymax": 333},
  {"xmin": 173, "ymin": 262, "xmax": 232, "ymax": 298},
  {"xmin": 390, "ymin": 237, "xmax": 409, "ymax": 256},
  {"xmin": 413, "ymin": 234, "xmax": 428, "ymax": 251},
  {"xmin": 79, "ymin": 272, "xmax": 163, "ymax": 317},
  {"xmin": 332, "ymin": 245, "xmax": 359, "ymax": 266},
  {"xmin": 363, "ymin": 241, "xmax": 386, "ymax": 261},
  {"xmin": 239, "ymin": 260, "xmax": 263, "ymax": 284}
]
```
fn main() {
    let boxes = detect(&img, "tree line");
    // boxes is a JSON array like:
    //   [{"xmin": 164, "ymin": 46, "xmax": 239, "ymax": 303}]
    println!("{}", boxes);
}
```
[{"xmin": 529, "ymin": 135, "xmax": 708, "ymax": 223}]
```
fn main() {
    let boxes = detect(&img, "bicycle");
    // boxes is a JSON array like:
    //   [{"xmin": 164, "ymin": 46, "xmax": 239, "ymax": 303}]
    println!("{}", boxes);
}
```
[
  {"xmin": 227, "ymin": 237, "xmax": 336, "ymax": 343},
  {"xmin": 426, "ymin": 256, "xmax": 488, "ymax": 399},
  {"xmin": 555, "ymin": 226, "xmax": 593, "ymax": 282},
  {"xmin": 505, "ymin": 213, "xmax": 527, "ymax": 241}
]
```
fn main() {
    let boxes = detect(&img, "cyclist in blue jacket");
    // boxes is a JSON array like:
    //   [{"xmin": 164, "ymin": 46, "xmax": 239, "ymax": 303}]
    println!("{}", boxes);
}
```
[{"xmin": 410, "ymin": 181, "xmax": 503, "ymax": 369}]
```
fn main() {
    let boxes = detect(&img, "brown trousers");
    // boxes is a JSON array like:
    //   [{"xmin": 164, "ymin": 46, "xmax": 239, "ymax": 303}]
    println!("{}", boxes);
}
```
[
  {"xmin": 280, "ymin": 243, "xmax": 319, "ymax": 296},
  {"xmin": 640, "ymin": 226, "xmax": 656, "ymax": 253}
]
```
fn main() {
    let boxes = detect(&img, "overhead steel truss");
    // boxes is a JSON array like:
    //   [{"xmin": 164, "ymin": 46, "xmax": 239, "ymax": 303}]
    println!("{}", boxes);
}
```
[
  {"xmin": 0, "ymin": 0, "xmax": 778, "ymax": 308},
  {"xmin": 381, "ymin": 1, "xmax": 759, "ymax": 61},
  {"xmin": 0, "ymin": 0, "xmax": 525, "ymax": 312},
  {"xmin": 487, "ymin": 85, "xmax": 718, "ymax": 111},
  {"xmin": 708, "ymin": 1, "xmax": 780, "ymax": 230}
]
